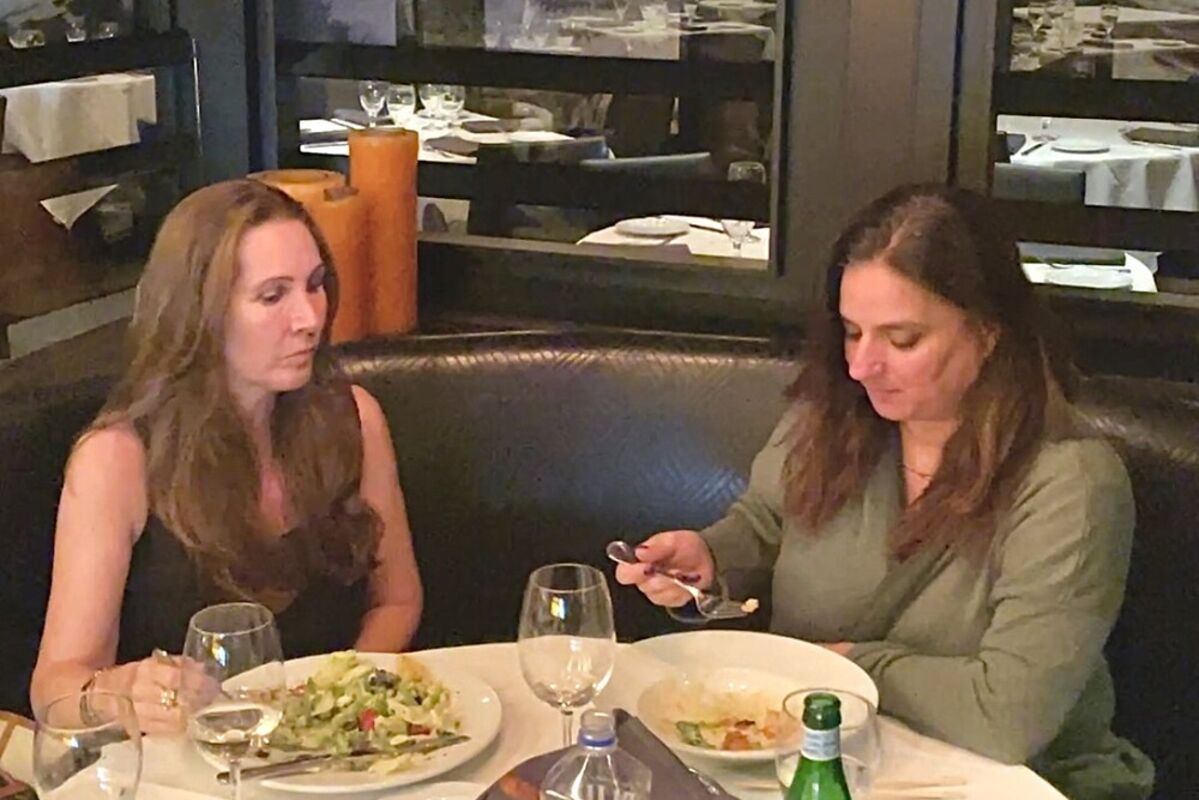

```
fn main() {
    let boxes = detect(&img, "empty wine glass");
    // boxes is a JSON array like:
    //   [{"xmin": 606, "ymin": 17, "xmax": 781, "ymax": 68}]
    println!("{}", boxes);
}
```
[
  {"xmin": 518, "ymin": 563, "xmax": 617, "ymax": 747},
  {"xmin": 441, "ymin": 85, "xmax": 466, "ymax": 125},
  {"xmin": 7, "ymin": 22, "xmax": 46, "ymax": 48},
  {"xmin": 34, "ymin": 691, "xmax": 141, "ymax": 800},
  {"xmin": 387, "ymin": 83, "xmax": 417, "ymax": 128},
  {"xmin": 1027, "ymin": 0, "xmax": 1048, "ymax": 41},
  {"xmin": 358, "ymin": 80, "xmax": 389, "ymax": 127},
  {"xmin": 1100, "ymin": 3, "xmax": 1120, "ymax": 41},
  {"xmin": 96, "ymin": 21, "xmax": 119, "ymax": 39},
  {"xmin": 65, "ymin": 15, "xmax": 87, "ymax": 42},
  {"xmin": 721, "ymin": 160, "xmax": 766, "ymax": 257},
  {"xmin": 775, "ymin": 689, "xmax": 882, "ymax": 800},
  {"xmin": 184, "ymin": 602, "xmax": 285, "ymax": 800}
]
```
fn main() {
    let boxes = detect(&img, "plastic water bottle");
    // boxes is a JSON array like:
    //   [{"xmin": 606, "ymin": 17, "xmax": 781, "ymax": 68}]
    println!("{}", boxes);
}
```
[{"xmin": 540, "ymin": 710, "xmax": 652, "ymax": 800}]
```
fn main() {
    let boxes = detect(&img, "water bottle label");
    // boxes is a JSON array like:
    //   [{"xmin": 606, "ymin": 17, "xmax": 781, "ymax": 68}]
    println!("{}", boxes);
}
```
[{"xmin": 800, "ymin": 726, "xmax": 841, "ymax": 762}]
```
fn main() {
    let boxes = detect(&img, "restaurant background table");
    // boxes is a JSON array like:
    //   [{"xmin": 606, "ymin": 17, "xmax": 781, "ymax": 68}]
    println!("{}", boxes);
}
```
[
  {"xmin": 0, "ymin": 72, "xmax": 157, "ymax": 163},
  {"xmin": 299, "ymin": 115, "xmax": 572, "ymax": 165},
  {"xmin": 579, "ymin": 216, "xmax": 771, "ymax": 265},
  {"xmin": 1000, "ymin": 115, "xmax": 1199, "ymax": 212},
  {"xmin": 0, "ymin": 642, "xmax": 1067, "ymax": 800}
]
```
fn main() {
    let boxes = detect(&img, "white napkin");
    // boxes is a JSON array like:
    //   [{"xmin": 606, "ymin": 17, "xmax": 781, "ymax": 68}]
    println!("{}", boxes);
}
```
[{"xmin": 39, "ymin": 184, "xmax": 119, "ymax": 230}]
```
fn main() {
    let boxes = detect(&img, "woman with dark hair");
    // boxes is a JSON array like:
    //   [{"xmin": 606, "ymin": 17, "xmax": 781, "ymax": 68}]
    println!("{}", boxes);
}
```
[
  {"xmin": 616, "ymin": 185, "xmax": 1152, "ymax": 799},
  {"xmin": 30, "ymin": 179, "xmax": 422, "ymax": 731}
]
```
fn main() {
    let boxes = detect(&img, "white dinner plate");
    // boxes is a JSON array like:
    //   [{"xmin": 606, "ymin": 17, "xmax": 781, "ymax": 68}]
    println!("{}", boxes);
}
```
[
  {"xmin": 614, "ymin": 217, "xmax": 691, "ymax": 237},
  {"xmin": 195, "ymin": 653, "xmax": 502, "ymax": 795},
  {"xmin": 1044, "ymin": 265, "xmax": 1133, "ymax": 291},
  {"xmin": 637, "ymin": 666, "xmax": 798, "ymax": 764},
  {"xmin": 380, "ymin": 780, "xmax": 488, "ymax": 800},
  {"xmin": 1050, "ymin": 138, "xmax": 1110, "ymax": 154},
  {"xmin": 628, "ymin": 631, "xmax": 878, "ymax": 762}
]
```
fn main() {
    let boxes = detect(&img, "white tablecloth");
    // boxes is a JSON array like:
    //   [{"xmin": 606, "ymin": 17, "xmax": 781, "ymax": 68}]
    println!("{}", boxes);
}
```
[
  {"xmin": 579, "ymin": 215, "xmax": 770, "ymax": 266},
  {"xmin": 0, "ymin": 72, "xmax": 157, "ymax": 163},
  {"xmin": 1000, "ymin": 115, "xmax": 1199, "ymax": 212},
  {"xmin": 1, "ymin": 642, "xmax": 1065, "ymax": 800},
  {"xmin": 573, "ymin": 19, "xmax": 774, "ymax": 61},
  {"xmin": 299, "ymin": 114, "xmax": 572, "ymax": 165}
]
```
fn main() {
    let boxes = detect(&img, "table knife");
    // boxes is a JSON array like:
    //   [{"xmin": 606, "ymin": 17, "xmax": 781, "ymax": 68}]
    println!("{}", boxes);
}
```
[{"xmin": 217, "ymin": 734, "xmax": 469, "ymax": 784}]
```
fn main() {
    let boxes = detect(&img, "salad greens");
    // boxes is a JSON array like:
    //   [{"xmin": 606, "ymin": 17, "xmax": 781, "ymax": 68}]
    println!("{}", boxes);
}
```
[{"xmin": 270, "ymin": 651, "xmax": 460, "ymax": 772}]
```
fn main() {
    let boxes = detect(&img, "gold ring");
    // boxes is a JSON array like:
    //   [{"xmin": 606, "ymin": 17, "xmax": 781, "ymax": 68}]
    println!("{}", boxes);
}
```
[{"xmin": 159, "ymin": 687, "xmax": 178, "ymax": 709}]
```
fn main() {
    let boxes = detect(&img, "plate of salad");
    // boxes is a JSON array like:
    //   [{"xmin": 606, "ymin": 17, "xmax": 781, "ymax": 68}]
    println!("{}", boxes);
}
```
[{"xmin": 197, "ymin": 651, "xmax": 501, "ymax": 793}]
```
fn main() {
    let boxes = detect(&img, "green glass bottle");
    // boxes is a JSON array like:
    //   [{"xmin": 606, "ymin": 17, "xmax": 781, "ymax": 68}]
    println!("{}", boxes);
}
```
[{"xmin": 784, "ymin": 693, "xmax": 853, "ymax": 800}]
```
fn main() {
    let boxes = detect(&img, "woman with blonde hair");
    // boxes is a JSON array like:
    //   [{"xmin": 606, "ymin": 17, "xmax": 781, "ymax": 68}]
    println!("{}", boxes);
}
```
[
  {"xmin": 30, "ymin": 179, "xmax": 422, "ymax": 731},
  {"xmin": 617, "ymin": 185, "xmax": 1153, "ymax": 799}
]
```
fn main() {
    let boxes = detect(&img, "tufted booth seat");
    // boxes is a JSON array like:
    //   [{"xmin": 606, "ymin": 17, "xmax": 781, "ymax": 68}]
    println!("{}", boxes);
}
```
[{"xmin": 1, "ymin": 330, "xmax": 1195, "ymax": 797}]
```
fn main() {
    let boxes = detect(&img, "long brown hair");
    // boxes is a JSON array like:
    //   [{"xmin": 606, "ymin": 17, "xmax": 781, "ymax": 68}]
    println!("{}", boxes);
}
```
[
  {"xmin": 785, "ymin": 184, "xmax": 1077, "ymax": 558},
  {"xmin": 87, "ymin": 179, "xmax": 378, "ymax": 603}
]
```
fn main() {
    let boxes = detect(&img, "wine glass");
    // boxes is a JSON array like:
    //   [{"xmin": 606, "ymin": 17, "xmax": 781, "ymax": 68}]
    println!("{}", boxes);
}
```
[
  {"xmin": 65, "ymin": 15, "xmax": 87, "ymax": 42},
  {"xmin": 34, "ymin": 691, "xmax": 141, "ymax": 800},
  {"xmin": 184, "ymin": 602, "xmax": 286, "ymax": 800},
  {"xmin": 775, "ymin": 689, "xmax": 882, "ymax": 800},
  {"xmin": 96, "ymin": 21, "xmax": 119, "ymax": 39},
  {"xmin": 419, "ymin": 83, "xmax": 446, "ymax": 131},
  {"xmin": 387, "ymin": 83, "xmax": 417, "ymax": 128},
  {"xmin": 721, "ymin": 160, "xmax": 766, "ymax": 257},
  {"xmin": 1100, "ymin": 3, "xmax": 1120, "ymax": 42},
  {"xmin": 518, "ymin": 563, "xmax": 617, "ymax": 747},
  {"xmin": 358, "ymin": 80, "xmax": 389, "ymax": 127},
  {"xmin": 441, "ymin": 85, "xmax": 466, "ymax": 125},
  {"xmin": 1027, "ymin": 0, "xmax": 1048, "ymax": 41}
]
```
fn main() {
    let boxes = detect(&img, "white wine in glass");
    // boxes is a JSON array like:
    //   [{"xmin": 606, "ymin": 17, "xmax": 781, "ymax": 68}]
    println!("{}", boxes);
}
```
[
  {"xmin": 184, "ymin": 602, "xmax": 285, "ymax": 800},
  {"xmin": 518, "ymin": 563, "xmax": 616, "ymax": 747}
]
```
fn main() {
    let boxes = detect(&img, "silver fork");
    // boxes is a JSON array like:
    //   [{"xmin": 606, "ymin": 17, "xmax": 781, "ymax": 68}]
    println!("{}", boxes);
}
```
[{"xmin": 605, "ymin": 540, "xmax": 755, "ymax": 620}]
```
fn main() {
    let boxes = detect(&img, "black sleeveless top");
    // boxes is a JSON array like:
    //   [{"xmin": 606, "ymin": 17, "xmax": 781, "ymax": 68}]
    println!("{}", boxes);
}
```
[{"xmin": 117, "ymin": 514, "xmax": 370, "ymax": 662}]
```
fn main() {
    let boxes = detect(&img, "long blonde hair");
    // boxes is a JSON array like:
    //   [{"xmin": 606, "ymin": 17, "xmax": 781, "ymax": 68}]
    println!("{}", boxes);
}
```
[
  {"xmin": 88, "ymin": 179, "xmax": 378, "ymax": 602},
  {"xmin": 785, "ymin": 185, "xmax": 1077, "ymax": 559}
]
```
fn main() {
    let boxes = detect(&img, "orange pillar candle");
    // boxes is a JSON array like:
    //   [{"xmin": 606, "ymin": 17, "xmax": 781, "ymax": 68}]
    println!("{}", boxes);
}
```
[
  {"xmin": 348, "ymin": 128, "xmax": 419, "ymax": 336},
  {"xmin": 309, "ymin": 186, "xmax": 369, "ymax": 343},
  {"xmin": 248, "ymin": 169, "xmax": 346, "ymax": 211}
]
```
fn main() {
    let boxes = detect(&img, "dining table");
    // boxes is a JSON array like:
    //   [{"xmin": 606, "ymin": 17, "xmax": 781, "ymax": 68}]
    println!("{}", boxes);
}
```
[
  {"xmin": 1000, "ymin": 115, "xmax": 1199, "ymax": 212},
  {"xmin": 1, "ymin": 638, "xmax": 1067, "ymax": 800},
  {"xmin": 0, "ymin": 72, "xmax": 157, "ymax": 163},
  {"xmin": 578, "ymin": 216, "xmax": 771, "ymax": 266},
  {"xmin": 299, "ymin": 114, "xmax": 574, "ymax": 166}
]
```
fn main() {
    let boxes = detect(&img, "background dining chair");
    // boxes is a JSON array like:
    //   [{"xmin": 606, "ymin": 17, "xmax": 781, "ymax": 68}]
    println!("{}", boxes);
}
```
[
  {"xmin": 992, "ymin": 162, "xmax": 1087, "ymax": 204},
  {"xmin": 467, "ymin": 136, "xmax": 611, "ymax": 240}
]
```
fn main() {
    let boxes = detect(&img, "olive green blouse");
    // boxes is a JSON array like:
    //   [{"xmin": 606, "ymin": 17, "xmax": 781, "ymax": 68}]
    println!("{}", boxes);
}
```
[{"xmin": 700, "ymin": 414, "xmax": 1153, "ymax": 800}]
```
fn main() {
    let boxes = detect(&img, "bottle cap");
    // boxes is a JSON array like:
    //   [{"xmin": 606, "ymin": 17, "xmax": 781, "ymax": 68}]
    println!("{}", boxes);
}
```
[
  {"xmin": 802, "ymin": 692, "xmax": 842, "ymax": 731},
  {"xmin": 578, "ymin": 709, "xmax": 617, "ymax": 747}
]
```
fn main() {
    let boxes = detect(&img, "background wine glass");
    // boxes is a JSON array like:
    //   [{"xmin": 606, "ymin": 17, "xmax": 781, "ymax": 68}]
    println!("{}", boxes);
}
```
[
  {"xmin": 774, "ymin": 689, "xmax": 881, "ymax": 799},
  {"xmin": 518, "ymin": 563, "xmax": 617, "ymax": 748},
  {"xmin": 441, "ymin": 85, "xmax": 466, "ymax": 126},
  {"xmin": 34, "ymin": 691, "xmax": 141, "ymax": 800},
  {"xmin": 419, "ymin": 84, "xmax": 447, "ymax": 131},
  {"xmin": 1027, "ymin": 0, "xmax": 1048, "ymax": 41},
  {"xmin": 387, "ymin": 84, "xmax": 418, "ymax": 128},
  {"xmin": 358, "ymin": 80, "xmax": 389, "ymax": 128},
  {"xmin": 1100, "ymin": 3, "xmax": 1120, "ymax": 41},
  {"xmin": 183, "ymin": 602, "xmax": 285, "ymax": 800},
  {"xmin": 721, "ymin": 160, "xmax": 766, "ymax": 257}
]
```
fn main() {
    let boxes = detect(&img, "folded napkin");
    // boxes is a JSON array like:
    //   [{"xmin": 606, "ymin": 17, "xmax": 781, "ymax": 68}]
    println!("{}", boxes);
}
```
[
  {"xmin": 425, "ymin": 136, "xmax": 481, "ymax": 157},
  {"xmin": 478, "ymin": 710, "xmax": 735, "ymax": 800},
  {"xmin": 461, "ymin": 119, "xmax": 525, "ymax": 134}
]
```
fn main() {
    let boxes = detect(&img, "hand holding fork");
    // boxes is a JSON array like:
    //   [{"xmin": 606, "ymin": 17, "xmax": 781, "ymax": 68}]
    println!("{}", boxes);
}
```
[{"xmin": 607, "ymin": 536, "xmax": 757, "ymax": 620}]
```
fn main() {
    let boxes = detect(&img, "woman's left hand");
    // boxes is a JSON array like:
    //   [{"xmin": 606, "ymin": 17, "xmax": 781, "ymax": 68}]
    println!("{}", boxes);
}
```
[{"xmin": 821, "ymin": 642, "xmax": 854, "ymax": 657}]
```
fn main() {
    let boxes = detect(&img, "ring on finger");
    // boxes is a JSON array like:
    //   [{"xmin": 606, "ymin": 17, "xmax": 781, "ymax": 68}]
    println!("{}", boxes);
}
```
[{"xmin": 159, "ymin": 687, "xmax": 179, "ymax": 709}]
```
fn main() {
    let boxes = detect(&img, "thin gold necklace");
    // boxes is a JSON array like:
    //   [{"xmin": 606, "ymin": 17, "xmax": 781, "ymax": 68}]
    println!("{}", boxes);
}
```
[{"xmin": 902, "ymin": 463, "xmax": 934, "ymax": 479}]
